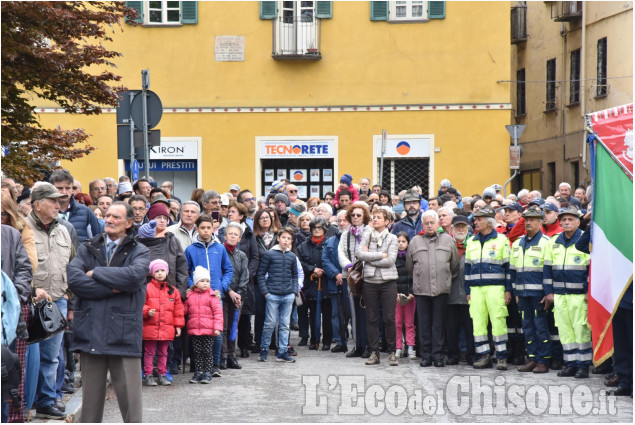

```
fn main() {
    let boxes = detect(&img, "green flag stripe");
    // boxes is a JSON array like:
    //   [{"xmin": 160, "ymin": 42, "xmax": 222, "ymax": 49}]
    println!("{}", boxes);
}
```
[{"xmin": 595, "ymin": 142, "xmax": 633, "ymax": 261}]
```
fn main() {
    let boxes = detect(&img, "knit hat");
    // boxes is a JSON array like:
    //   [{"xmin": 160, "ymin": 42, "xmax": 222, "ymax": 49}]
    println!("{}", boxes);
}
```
[
  {"xmin": 271, "ymin": 180, "xmax": 284, "ymax": 192},
  {"xmin": 440, "ymin": 179, "xmax": 451, "ymax": 188},
  {"xmin": 274, "ymin": 193, "xmax": 290, "ymax": 207},
  {"xmin": 149, "ymin": 259, "xmax": 169, "ymax": 276},
  {"xmin": 147, "ymin": 202, "xmax": 169, "ymax": 220},
  {"xmin": 289, "ymin": 201, "xmax": 306, "ymax": 217},
  {"xmin": 482, "ymin": 187, "xmax": 496, "ymax": 199},
  {"xmin": 118, "ymin": 182, "xmax": 133, "ymax": 195},
  {"xmin": 193, "ymin": 266, "xmax": 210, "ymax": 285},
  {"xmin": 137, "ymin": 220, "xmax": 157, "ymax": 238},
  {"xmin": 340, "ymin": 173, "xmax": 353, "ymax": 186}
]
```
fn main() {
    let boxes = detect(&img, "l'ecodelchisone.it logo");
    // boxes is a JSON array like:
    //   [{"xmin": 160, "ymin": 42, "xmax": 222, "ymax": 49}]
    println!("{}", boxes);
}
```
[{"xmin": 396, "ymin": 141, "xmax": 411, "ymax": 155}]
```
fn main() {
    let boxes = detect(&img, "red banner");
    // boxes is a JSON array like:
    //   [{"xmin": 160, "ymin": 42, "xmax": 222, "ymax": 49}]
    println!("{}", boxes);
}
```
[{"xmin": 590, "ymin": 104, "xmax": 634, "ymax": 174}]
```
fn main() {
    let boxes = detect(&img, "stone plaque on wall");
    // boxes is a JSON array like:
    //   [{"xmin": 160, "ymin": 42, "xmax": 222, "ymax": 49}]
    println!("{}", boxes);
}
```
[{"xmin": 215, "ymin": 36, "xmax": 245, "ymax": 62}]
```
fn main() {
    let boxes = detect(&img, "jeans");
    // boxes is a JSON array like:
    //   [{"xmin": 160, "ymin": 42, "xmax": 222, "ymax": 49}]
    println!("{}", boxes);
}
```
[
  {"xmin": 261, "ymin": 293, "xmax": 295, "ymax": 355},
  {"xmin": 36, "ymin": 298, "xmax": 67, "ymax": 408},
  {"xmin": 291, "ymin": 304, "xmax": 298, "ymax": 325},
  {"xmin": 55, "ymin": 341, "xmax": 65, "ymax": 399}
]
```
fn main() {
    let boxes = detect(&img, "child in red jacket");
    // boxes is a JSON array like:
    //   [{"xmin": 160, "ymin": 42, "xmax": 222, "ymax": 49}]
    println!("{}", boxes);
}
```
[
  {"xmin": 184, "ymin": 266, "xmax": 223, "ymax": 384},
  {"xmin": 143, "ymin": 259, "xmax": 185, "ymax": 387}
]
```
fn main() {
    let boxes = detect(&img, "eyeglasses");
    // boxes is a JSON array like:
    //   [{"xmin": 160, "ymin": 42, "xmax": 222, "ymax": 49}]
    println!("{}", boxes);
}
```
[
  {"xmin": 350, "ymin": 213, "xmax": 363, "ymax": 218},
  {"xmin": 132, "ymin": 207, "xmax": 146, "ymax": 212},
  {"xmin": 288, "ymin": 190, "xmax": 297, "ymax": 193},
  {"xmin": 243, "ymin": 197, "xmax": 256, "ymax": 202}
]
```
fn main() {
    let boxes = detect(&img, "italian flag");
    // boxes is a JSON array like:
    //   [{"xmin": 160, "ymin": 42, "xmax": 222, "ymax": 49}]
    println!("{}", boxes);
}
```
[{"xmin": 588, "ymin": 104, "xmax": 633, "ymax": 365}]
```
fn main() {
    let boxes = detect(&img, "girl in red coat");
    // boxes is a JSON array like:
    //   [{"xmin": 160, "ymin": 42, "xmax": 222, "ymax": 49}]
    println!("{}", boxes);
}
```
[
  {"xmin": 185, "ymin": 266, "xmax": 224, "ymax": 384},
  {"xmin": 143, "ymin": 259, "xmax": 185, "ymax": 386}
]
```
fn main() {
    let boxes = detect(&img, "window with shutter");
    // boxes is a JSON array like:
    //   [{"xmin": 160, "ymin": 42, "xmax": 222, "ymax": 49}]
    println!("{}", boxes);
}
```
[
  {"xmin": 370, "ymin": 1, "xmax": 389, "ymax": 21},
  {"xmin": 260, "ymin": 1, "xmax": 278, "ymax": 19},
  {"xmin": 316, "ymin": 1, "xmax": 332, "ymax": 19},
  {"xmin": 127, "ymin": 1, "xmax": 197, "ymax": 25},
  {"xmin": 596, "ymin": 37, "xmax": 608, "ymax": 97},
  {"xmin": 545, "ymin": 58, "xmax": 557, "ymax": 111},
  {"xmin": 376, "ymin": 1, "xmax": 445, "ymax": 22},
  {"xmin": 125, "ymin": 1, "xmax": 143, "ymax": 23},
  {"xmin": 428, "ymin": 1, "xmax": 445, "ymax": 19},
  {"xmin": 181, "ymin": 1, "xmax": 197, "ymax": 24}
]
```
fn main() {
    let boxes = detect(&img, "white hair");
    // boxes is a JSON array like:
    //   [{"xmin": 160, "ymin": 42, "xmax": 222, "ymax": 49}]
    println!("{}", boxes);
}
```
[
  {"xmin": 182, "ymin": 200, "xmax": 200, "ymax": 213},
  {"xmin": 506, "ymin": 194, "xmax": 517, "ymax": 201},
  {"xmin": 529, "ymin": 190, "xmax": 542, "ymax": 199},
  {"xmin": 316, "ymin": 203, "xmax": 333, "ymax": 218},
  {"xmin": 225, "ymin": 221, "xmax": 243, "ymax": 236},
  {"xmin": 299, "ymin": 211, "xmax": 315, "ymax": 221},
  {"xmin": 485, "ymin": 217, "xmax": 497, "ymax": 229},
  {"xmin": 437, "ymin": 206, "xmax": 455, "ymax": 218},
  {"xmin": 518, "ymin": 189, "xmax": 529, "ymax": 199},
  {"xmin": 336, "ymin": 209, "xmax": 348, "ymax": 219},
  {"xmin": 421, "ymin": 209, "xmax": 439, "ymax": 222},
  {"xmin": 442, "ymin": 201, "xmax": 457, "ymax": 210},
  {"xmin": 559, "ymin": 182, "xmax": 571, "ymax": 190}
]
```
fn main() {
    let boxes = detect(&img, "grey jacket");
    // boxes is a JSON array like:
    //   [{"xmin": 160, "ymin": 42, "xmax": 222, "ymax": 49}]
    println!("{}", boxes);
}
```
[
  {"xmin": 166, "ymin": 222, "xmax": 198, "ymax": 252},
  {"xmin": 406, "ymin": 232, "xmax": 459, "ymax": 297},
  {"xmin": 448, "ymin": 255, "xmax": 467, "ymax": 305},
  {"xmin": 1, "ymin": 225, "xmax": 33, "ymax": 304},
  {"xmin": 354, "ymin": 230, "xmax": 398, "ymax": 284}
]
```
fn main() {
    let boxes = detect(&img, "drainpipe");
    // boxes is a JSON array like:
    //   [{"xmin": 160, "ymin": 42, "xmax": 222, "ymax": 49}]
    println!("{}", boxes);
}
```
[{"xmin": 580, "ymin": 1, "xmax": 588, "ymax": 175}]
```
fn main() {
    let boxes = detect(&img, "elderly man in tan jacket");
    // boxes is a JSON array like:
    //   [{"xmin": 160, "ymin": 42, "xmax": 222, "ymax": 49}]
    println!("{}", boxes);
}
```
[{"xmin": 406, "ymin": 210, "xmax": 459, "ymax": 368}]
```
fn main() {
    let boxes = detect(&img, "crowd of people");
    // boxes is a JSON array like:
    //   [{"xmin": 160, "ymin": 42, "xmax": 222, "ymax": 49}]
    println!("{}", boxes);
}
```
[{"xmin": 0, "ymin": 170, "xmax": 632, "ymax": 423}]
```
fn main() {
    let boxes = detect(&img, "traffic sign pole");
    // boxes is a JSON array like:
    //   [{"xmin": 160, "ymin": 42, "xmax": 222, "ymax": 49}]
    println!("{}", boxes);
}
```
[
  {"xmin": 142, "ymin": 69, "xmax": 151, "ymax": 180},
  {"xmin": 129, "ymin": 91, "xmax": 135, "ymax": 179}
]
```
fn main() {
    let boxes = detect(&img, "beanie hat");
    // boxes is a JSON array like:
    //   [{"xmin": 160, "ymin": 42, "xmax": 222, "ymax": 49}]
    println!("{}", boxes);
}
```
[
  {"xmin": 149, "ymin": 259, "xmax": 169, "ymax": 276},
  {"xmin": 271, "ymin": 180, "xmax": 284, "ymax": 192},
  {"xmin": 138, "ymin": 220, "xmax": 157, "ymax": 238},
  {"xmin": 118, "ymin": 181, "xmax": 133, "ymax": 195},
  {"xmin": 193, "ymin": 266, "xmax": 210, "ymax": 285},
  {"xmin": 482, "ymin": 187, "xmax": 496, "ymax": 199},
  {"xmin": 340, "ymin": 173, "xmax": 353, "ymax": 186},
  {"xmin": 147, "ymin": 202, "xmax": 169, "ymax": 221},
  {"xmin": 289, "ymin": 201, "xmax": 306, "ymax": 217},
  {"xmin": 274, "ymin": 193, "xmax": 290, "ymax": 207},
  {"xmin": 440, "ymin": 179, "xmax": 451, "ymax": 188}
]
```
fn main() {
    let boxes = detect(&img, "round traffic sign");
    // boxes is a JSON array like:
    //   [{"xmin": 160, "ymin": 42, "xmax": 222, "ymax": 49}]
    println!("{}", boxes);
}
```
[{"xmin": 131, "ymin": 90, "xmax": 163, "ymax": 130}]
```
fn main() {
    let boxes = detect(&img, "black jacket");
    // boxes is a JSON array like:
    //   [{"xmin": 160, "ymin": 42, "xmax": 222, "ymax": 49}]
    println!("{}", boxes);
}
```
[
  {"xmin": 67, "ymin": 232, "xmax": 150, "ymax": 357},
  {"xmin": 396, "ymin": 252, "xmax": 411, "ymax": 295},
  {"xmin": 297, "ymin": 237, "xmax": 327, "ymax": 300}
]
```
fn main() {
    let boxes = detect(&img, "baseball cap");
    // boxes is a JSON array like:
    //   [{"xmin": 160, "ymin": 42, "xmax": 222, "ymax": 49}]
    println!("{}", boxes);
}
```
[
  {"xmin": 31, "ymin": 183, "xmax": 65, "ymax": 202},
  {"xmin": 220, "ymin": 194, "xmax": 230, "ymax": 206},
  {"xmin": 500, "ymin": 202, "xmax": 523, "ymax": 213},
  {"xmin": 529, "ymin": 197, "xmax": 546, "ymax": 207},
  {"xmin": 451, "ymin": 215, "xmax": 469, "ymax": 225},
  {"xmin": 542, "ymin": 202, "xmax": 559, "ymax": 213},
  {"xmin": 229, "ymin": 184, "xmax": 240, "ymax": 192}
]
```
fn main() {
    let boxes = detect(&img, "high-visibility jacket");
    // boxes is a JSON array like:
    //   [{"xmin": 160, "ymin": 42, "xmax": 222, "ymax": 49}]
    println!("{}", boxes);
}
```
[
  {"xmin": 464, "ymin": 230, "xmax": 511, "ymax": 295},
  {"xmin": 510, "ymin": 231, "xmax": 551, "ymax": 297},
  {"xmin": 544, "ymin": 229, "xmax": 589, "ymax": 295}
]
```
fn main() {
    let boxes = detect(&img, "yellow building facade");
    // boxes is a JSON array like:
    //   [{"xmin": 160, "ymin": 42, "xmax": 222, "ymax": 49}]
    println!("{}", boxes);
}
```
[{"xmin": 37, "ymin": 1, "xmax": 512, "ymax": 200}]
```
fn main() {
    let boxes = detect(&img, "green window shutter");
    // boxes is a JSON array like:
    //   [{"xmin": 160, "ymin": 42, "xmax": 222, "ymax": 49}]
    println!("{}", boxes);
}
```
[
  {"xmin": 125, "ymin": 1, "xmax": 143, "ymax": 23},
  {"xmin": 428, "ymin": 1, "xmax": 445, "ymax": 19},
  {"xmin": 181, "ymin": 1, "xmax": 198, "ymax": 24},
  {"xmin": 316, "ymin": 1, "xmax": 332, "ymax": 19},
  {"xmin": 259, "ymin": 1, "xmax": 277, "ymax": 19},
  {"xmin": 370, "ymin": 1, "xmax": 388, "ymax": 21}
]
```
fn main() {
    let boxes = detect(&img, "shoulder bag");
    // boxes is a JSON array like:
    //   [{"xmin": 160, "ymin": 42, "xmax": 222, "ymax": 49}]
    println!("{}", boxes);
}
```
[{"xmin": 27, "ymin": 297, "xmax": 67, "ymax": 345}]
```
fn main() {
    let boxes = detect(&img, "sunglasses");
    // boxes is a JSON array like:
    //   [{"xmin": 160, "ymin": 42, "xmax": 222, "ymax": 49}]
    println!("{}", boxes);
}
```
[
  {"xmin": 288, "ymin": 190, "xmax": 298, "ymax": 193},
  {"xmin": 350, "ymin": 213, "xmax": 363, "ymax": 218},
  {"xmin": 244, "ymin": 197, "xmax": 256, "ymax": 202}
]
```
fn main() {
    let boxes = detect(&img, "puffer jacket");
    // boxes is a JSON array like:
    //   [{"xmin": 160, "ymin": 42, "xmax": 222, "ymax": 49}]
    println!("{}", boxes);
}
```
[
  {"xmin": 395, "ymin": 252, "xmax": 411, "ymax": 295},
  {"xmin": 62, "ymin": 195, "xmax": 101, "ymax": 242},
  {"xmin": 185, "ymin": 235, "xmax": 233, "ymax": 294},
  {"xmin": 137, "ymin": 232, "xmax": 188, "ymax": 299},
  {"xmin": 184, "ymin": 288, "xmax": 223, "ymax": 335},
  {"xmin": 142, "ymin": 278, "xmax": 185, "ymax": 341},
  {"xmin": 406, "ymin": 232, "xmax": 459, "ymax": 296},
  {"xmin": 354, "ymin": 230, "xmax": 399, "ymax": 283},
  {"xmin": 297, "ymin": 236, "xmax": 327, "ymax": 300},
  {"xmin": 67, "ymin": 231, "xmax": 150, "ymax": 357},
  {"xmin": 257, "ymin": 245, "xmax": 298, "ymax": 296},
  {"xmin": 322, "ymin": 232, "xmax": 342, "ymax": 295}
]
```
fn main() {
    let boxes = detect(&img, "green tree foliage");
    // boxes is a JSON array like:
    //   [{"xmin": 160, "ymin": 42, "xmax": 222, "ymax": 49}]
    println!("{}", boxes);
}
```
[{"xmin": 1, "ymin": 1, "xmax": 137, "ymax": 184}]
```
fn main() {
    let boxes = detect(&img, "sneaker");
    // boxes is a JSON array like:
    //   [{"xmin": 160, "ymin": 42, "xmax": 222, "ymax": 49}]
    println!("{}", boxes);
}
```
[
  {"xmin": 277, "ymin": 352, "xmax": 296, "ymax": 363},
  {"xmin": 496, "ymin": 358, "xmax": 508, "ymax": 371},
  {"xmin": 388, "ymin": 352, "xmax": 399, "ymax": 366},
  {"xmin": 408, "ymin": 346, "xmax": 417, "ymax": 360},
  {"xmin": 200, "ymin": 372, "xmax": 212, "ymax": 384},
  {"xmin": 61, "ymin": 381, "xmax": 76, "ymax": 394},
  {"xmin": 287, "ymin": 345, "xmax": 297, "ymax": 356},
  {"xmin": 54, "ymin": 399, "xmax": 65, "ymax": 413},
  {"xmin": 365, "ymin": 351, "xmax": 380, "ymax": 365},
  {"xmin": 395, "ymin": 349, "xmax": 402, "ymax": 358},
  {"xmin": 259, "ymin": 348, "xmax": 268, "ymax": 362},
  {"xmin": 144, "ymin": 375, "xmax": 158, "ymax": 386},
  {"xmin": 189, "ymin": 372, "xmax": 204, "ymax": 383},
  {"xmin": 290, "ymin": 322, "xmax": 300, "ymax": 331},
  {"xmin": 298, "ymin": 338, "xmax": 308, "ymax": 346},
  {"xmin": 219, "ymin": 358, "xmax": 227, "ymax": 370},
  {"xmin": 165, "ymin": 371, "xmax": 173, "ymax": 382},
  {"xmin": 157, "ymin": 375, "xmax": 172, "ymax": 386},
  {"xmin": 473, "ymin": 355, "xmax": 492, "ymax": 369},
  {"xmin": 211, "ymin": 366, "xmax": 222, "ymax": 377},
  {"xmin": 35, "ymin": 405, "xmax": 66, "ymax": 420}
]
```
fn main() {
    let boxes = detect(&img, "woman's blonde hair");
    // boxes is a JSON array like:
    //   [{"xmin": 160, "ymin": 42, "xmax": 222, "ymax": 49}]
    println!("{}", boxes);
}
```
[{"xmin": 1, "ymin": 193, "xmax": 26, "ymax": 231}]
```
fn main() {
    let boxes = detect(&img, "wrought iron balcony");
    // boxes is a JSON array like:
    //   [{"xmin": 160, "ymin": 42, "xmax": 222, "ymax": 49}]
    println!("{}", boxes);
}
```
[{"xmin": 272, "ymin": 16, "xmax": 321, "ymax": 60}]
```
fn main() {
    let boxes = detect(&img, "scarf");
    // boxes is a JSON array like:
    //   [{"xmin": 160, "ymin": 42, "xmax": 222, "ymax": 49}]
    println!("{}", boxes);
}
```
[
  {"xmin": 371, "ymin": 228, "xmax": 389, "ymax": 248},
  {"xmin": 398, "ymin": 250, "xmax": 407, "ymax": 258},
  {"xmin": 261, "ymin": 230, "xmax": 274, "ymax": 247},
  {"xmin": 312, "ymin": 235, "xmax": 325, "ymax": 245},
  {"xmin": 224, "ymin": 242, "xmax": 236, "ymax": 254},
  {"xmin": 350, "ymin": 225, "xmax": 365, "ymax": 243}
]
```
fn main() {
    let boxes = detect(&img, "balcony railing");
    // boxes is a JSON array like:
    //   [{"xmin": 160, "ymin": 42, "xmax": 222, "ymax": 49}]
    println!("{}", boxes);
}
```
[
  {"xmin": 272, "ymin": 17, "xmax": 321, "ymax": 60},
  {"xmin": 551, "ymin": 1, "xmax": 582, "ymax": 22},
  {"xmin": 511, "ymin": 6, "xmax": 527, "ymax": 44}
]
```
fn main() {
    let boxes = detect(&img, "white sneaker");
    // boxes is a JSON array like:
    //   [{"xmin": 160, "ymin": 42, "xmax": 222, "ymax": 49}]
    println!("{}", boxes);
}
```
[
  {"xmin": 395, "ymin": 349, "xmax": 402, "ymax": 358},
  {"xmin": 408, "ymin": 346, "xmax": 416, "ymax": 360}
]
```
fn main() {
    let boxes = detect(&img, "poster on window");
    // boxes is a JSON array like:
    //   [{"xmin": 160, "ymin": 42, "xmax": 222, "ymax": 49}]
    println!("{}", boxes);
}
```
[
  {"xmin": 289, "ymin": 169, "xmax": 307, "ymax": 183},
  {"xmin": 322, "ymin": 169, "xmax": 332, "ymax": 182},
  {"xmin": 310, "ymin": 169, "xmax": 320, "ymax": 182},
  {"xmin": 310, "ymin": 186, "xmax": 321, "ymax": 197},
  {"xmin": 264, "ymin": 169, "xmax": 274, "ymax": 182},
  {"xmin": 277, "ymin": 169, "xmax": 287, "ymax": 180},
  {"xmin": 296, "ymin": 186, "xmax": 307, "ymax": 199},
  {"xmin": 322, "ymin": 185, "xmax": 333, "ymax": 196}
]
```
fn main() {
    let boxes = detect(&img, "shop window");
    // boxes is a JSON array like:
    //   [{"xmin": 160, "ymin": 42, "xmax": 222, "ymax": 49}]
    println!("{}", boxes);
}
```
[
  {"xmin": 596, "ymin": 37, "xmax": 607, "ymax": 97},
  {"xmin": 377, "ymin": 158, "xmax": 430, "ymax": 197},
  {"xmin": 126, "ymin": 1, "xmax": 198, "ymax": 25}
]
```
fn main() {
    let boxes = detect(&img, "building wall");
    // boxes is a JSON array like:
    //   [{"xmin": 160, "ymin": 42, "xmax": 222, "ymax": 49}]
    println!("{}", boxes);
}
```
[
  {"xmin": 36, "ymin": 1, "xmax": 512, "ymax": 198},
  {"xmin": 511, "ymin": 1, "xmax": 633, "ymax": 195}
]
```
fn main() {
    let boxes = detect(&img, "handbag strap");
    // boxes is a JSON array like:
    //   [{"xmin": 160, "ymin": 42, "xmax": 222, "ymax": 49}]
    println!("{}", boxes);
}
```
[{"xmin": 346, "ymin": 232, "xmax": 352, "ymax": 262}]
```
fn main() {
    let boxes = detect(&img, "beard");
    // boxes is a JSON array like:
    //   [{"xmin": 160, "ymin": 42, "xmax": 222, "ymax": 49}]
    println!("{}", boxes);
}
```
[
  {"xmin": 454, "ymin": 231, "xmax": 467, "ymax": 242},
  {"xmin": 407, "ymin": 207, "xmax": 418, "ymax": 216}
]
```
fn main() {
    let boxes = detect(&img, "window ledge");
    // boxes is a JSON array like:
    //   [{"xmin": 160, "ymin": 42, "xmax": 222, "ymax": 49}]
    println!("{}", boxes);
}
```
[
  {"xmin": 388, "ymin": 18, "xmax": 431, "ymax": 24},
  {"xmin": 142, "ymin": 23, "xmax": 183, "ymax": 27},
  {"xmin": 543, "ymin": 107, "xmax": 557, "ymax": 114},
  {"xmin": 594, "ymin": 93, "xmax": 608, "ymax": 100},
  {"xmin": 565, "ymin": 101, "xmax": 580, "ymax": 108},
  {"xmin": 515, "ymin": 113, "xmax": 526, "ymax": 118}
]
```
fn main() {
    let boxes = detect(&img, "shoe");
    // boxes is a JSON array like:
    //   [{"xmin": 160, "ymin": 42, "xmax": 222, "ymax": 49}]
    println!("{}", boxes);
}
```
[
  {"xmin": 608, "ymin": 386, "xmax": 632, "ymax": 397},
  {"xmin": 331, "ymin": 344, "xmax": 347, "ymax": 353},
  {"xmin": 35, "ymin": 405, "xmax": 66, "ymax": 420},
  {"xmin": 574, "ymin": 366, "xmax": 589, "ymax": 379},
  {"xmin": 420, "ymin": 359, "xmax": 432, "ymax": 367},
  {"xmin": 157, "ymin": 375, "xmax": 172, "ymax": 386},
  {"xmin": 211, "ymin": 366, "xmax": 222, "ymax": 377},
  {"xmin": 61, "ymin": 381, "xmax": 76, "ymax": 394},
  {"xmin": 557, "ymin": 366, "xmax": 577, "ymax": 377},
  {"xmin": 322, "ymin": 344, "xmax": 331, "ymax": 351},
  {"xmin": 395, "ymin": 349, "xmax": 402, "ymax": 358},
  {"xmin": 592, "ymin": 361, "xmax": 614, "ymax": 375},
  {"xmin": 240, "ymin": 348, "xmax": 250, "ymax": 358},
  {"xmin": 298, "ymin": 338, "xmax": 308, "ymax": 346},
  {"xmin": 434, "ymin": 359, "xmax": 445, "ymax": 367},
  {"xmin": 290, "ymin": 322, "xmax": 300, "ymax": 331},
  {"xmin": 169, "ymin": 367, "xmax": 179, "ymax": 375},
  {"xmin": 408, "ymin": 346, "xmax": 416, "ymax": 360},
  {"xmin": 550, "ymin": 358, "xmax": 563, "ymax": 370},
  {"xmin": 473, "ymin": 355, "xmax": 492, "ymax": 369},
  {"xmin": 512, "ymin": 355, "xmax": 526, "ymax": 366},
  {"xmin": 446, "ymin": 358, "xmax": 459, "ymax": 365},
  {"xmin": 54, "ymin": 399, "xmax": 65, "ymax": 413},
  {"xmin": 361, "ymin": 347, "xmax": 371, "ymax": 359},
  {"xmin": 496, "ymin": 358, "xmax": 508, "ymax": 371},
  {"xmin": 287, "ymin": 346, "xmax": 297, "ymax": 356},
  {"xmin": 466, "ymin": 357, "xmax": 475, "ymax": 366},
  {"xmin": 459, "ymin": 352, "xmax": 468, "ymax": 363},
  {"xmin": 365, "ymin": 352, "xmax": 380, "ymax": 365},
  {"xmin": 227, "ymin": 358, "xmax": 242, "ymax": 369},
  {"xmin": 219, "ymin": 358, "xmax": 227, "ymax": 370},
  {"xmin": 605, "ymin": 375, "xmax": 619, "ymax": 387},
  {"xmin": 200, "ymin": 372, "xmax": 212, "ymax": 384},
  {"xmin": 189, "ymin": 372, "xmax": 203, "ymax": 383},
  {"xmin": 389, "ymin": 352, "xmax": 399, "ymax": 366},
  {"xmin": 259, "ymin": 348, "xmax": 268, "ymax": 362},
  {"xmin": 532, "ymin": 363, "xmax": 549, "ymax": 373},
  {"xmin": 277, "ymin": 352, "xmax": 296, "ymax": 363},
  {"xmin": 165, "ymin": 371, "xmax": 173, "ymax": 382},
  {"xmin": 251, "ymin": 345, "xmax": 261, "ymax": 354},
  {"xmin": 518, "ymin": 361, "xmax": 538, "ymax": 372},
  {"xmin": 144, "ymin": 375, "xmax": 158, "ymax": 386},
  {"xmin": 308, "ymin": 344, "xmax": 317, "ymax": 350},
  {"xmin": 346, "ymin": 348, "xmax": 363, "ymax": 358}
]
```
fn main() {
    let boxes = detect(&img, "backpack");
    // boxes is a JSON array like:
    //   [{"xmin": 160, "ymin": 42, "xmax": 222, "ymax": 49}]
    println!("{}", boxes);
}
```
[
  {"xmin": 1, "ymin": 344, "xmax": 22, "ymax": 405},
  {"xmin": 1, "ymin": 271, "xmax": 21, "ymax": 346}
]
